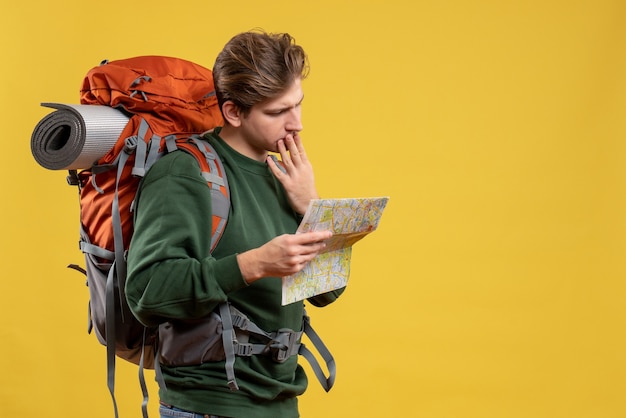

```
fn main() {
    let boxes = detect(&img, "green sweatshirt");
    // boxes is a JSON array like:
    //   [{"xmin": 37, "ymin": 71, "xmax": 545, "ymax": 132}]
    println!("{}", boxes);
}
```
[{"xmin": 126, "ymin": 128, "xmax": 342, "ymax": 418}]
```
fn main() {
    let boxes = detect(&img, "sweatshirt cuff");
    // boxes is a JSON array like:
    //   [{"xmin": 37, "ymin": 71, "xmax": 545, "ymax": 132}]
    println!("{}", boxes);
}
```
[{"xmin": 211, "ymin": 253, "xmax": 249, "ymax": 295}]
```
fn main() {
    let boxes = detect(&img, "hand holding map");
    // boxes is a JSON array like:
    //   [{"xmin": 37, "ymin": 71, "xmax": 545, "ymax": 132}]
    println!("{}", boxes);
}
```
[{"xmin": 282, "ymin": 197, "xmax": 389, "ymax": 305}]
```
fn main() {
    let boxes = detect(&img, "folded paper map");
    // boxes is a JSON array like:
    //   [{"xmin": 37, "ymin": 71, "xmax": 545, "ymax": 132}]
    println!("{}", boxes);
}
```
[{"xmin": 281, "ymin": 196, "xmax": 389, "ymax": 305}]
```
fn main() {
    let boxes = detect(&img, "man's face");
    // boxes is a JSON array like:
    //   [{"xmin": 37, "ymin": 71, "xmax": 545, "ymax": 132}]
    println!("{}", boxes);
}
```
[{"xmin": 237, "ymin": 77, "xmax": 304, "ymax": 160}]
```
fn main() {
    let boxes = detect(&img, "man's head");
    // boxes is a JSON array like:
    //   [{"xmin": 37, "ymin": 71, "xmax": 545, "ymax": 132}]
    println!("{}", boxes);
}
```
[{"xmin": 213, "ymin": 30, "xmax": 309, "ymax": 118}]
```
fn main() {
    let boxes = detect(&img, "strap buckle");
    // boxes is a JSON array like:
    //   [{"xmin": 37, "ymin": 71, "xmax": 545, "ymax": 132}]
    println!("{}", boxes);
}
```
[
  {"xmin": 124, "ymin": 136, "xmax": 138, "ymax": 154},
  {"xmin": 269, "ymin": 329, "xmax": 300, "ymax": 363},
  {"xmin": 234, "ymin": 342, "xmax": 253, "ymax": 357}
]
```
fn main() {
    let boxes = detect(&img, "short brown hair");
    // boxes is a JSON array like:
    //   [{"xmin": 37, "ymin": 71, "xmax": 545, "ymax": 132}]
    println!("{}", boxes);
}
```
[{"xmin": 212, "ymin": 30, "xmax": 309, "ymax": 116}]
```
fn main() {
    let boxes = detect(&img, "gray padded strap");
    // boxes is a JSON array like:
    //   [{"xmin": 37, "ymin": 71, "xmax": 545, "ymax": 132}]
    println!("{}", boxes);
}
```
[
  {"xmin": 202, "ymin": 171, "xmax": 226, "ymax": 186},
  {"xmin": 211, "ymin": 216, "xmax": 228, "ymax": 248},
  {"xmin": 191, "ymin": 137, "xmax": 226, "ymax": 188},
  {"xmin": 184, "ymin": 136, "xmax": 230, "ymax": 252}
]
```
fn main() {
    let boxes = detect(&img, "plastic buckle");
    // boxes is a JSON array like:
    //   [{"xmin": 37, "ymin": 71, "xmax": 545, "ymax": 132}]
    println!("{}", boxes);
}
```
[
  {"xmin": 270, "ymin": 330, "xmax": 294, "ymax": 363},
  {"xmin": 124, "ymin": 136, "xmax": 138, "ymax": 154},
  {"xmin": 234, "ymin": 342, "xmax": 253, "ymax": 357},
  {"xmin": 272, "ymin": 346, "xmax": 288, "ymax": 362},
  {"xmin": 231, "ymin": 315, "xmax": 249, "ymax": 331}
]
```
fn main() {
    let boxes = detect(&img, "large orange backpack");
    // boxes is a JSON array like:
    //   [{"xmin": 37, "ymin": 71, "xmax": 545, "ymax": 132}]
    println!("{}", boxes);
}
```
[
  {"xmin": 70, "ymin": 56, "xmax": 336, "ymax": 418},
  {"xmin": 71, "ymin": 56, "xmax": 227, "ymax": 418}
]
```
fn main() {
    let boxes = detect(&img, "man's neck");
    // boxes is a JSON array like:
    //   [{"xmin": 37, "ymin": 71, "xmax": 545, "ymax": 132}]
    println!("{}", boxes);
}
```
[{"xmin": 218, "ymin": 125, "xmax": 268, "ymax": 162}]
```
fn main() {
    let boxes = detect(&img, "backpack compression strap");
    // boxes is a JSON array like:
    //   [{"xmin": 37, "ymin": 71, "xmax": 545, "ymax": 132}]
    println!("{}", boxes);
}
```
[{"xmin": 298, "ymin": 313, "xmax": 336, "ymax": 392}]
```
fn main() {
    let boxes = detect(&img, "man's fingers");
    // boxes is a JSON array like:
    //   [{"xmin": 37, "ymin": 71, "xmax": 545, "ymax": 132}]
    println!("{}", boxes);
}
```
[
  {"xmin": 292, "ymin": 134, "xmax": 309, "ymax": 162},
  {"xmin": 284, "ymin": 134, "xmax": 308, "ymax": 165},
  {"xmin": 296, "ymin": 230, "xmax": 332, "ymax": 245}
]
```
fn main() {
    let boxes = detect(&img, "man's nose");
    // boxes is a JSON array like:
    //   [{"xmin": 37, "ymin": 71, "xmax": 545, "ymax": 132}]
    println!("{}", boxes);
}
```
[{"xmin": 286, "ymin": 109, "xmax": 303, "ymax": 133}]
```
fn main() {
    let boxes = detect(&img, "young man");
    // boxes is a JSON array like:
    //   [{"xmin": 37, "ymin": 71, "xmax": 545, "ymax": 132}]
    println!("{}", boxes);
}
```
[{"xmin": 125, "ymin": 31, "xmax": 344, "ymax": 418}]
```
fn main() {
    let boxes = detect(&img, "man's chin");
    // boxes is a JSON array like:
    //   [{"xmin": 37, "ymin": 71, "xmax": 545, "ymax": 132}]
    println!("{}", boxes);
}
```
[{"xmin": 270, "ymin": 141, "xmax": 282, "ymax": 153}]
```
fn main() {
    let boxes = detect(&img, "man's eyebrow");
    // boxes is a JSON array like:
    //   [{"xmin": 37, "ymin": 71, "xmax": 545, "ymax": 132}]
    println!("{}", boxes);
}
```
[{"xmin": 266, "ymin": 95, "xmax": 305, "ymax": 112}]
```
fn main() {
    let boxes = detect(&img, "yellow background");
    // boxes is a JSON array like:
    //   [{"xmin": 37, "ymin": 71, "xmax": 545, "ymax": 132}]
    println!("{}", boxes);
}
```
[{"xmin": 2, "ymin": 0, "xmax": 626, "ymax": 417}]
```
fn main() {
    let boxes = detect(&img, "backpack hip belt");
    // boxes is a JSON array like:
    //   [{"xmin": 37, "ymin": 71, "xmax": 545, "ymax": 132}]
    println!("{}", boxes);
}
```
[{"xmin": 158, "ymin": 302, "xmax": 335, "ymax": 392}]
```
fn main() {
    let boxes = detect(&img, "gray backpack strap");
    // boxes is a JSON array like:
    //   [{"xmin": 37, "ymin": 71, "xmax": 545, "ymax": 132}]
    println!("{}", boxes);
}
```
[
  {"xmin": 111, "ymin": 141, "xmax": 133, "ymax": 305},
  {"xmin": 144, "ymin": 133, "xmax": 162, "ymax": 173},
  {"xmin": 153, "ymin": 340, "xmax": 166, "ymax": 390},
  {"xmin": 186, "ymin": 136, "xmax": 230, "ymax": 252},
  {"xmin": 105, "ymin": 260, "xmax": 120, "ymax": 418},
  {"xmin": 89, "ymin": 149, "xmax": 125, "ymax": 195},
  {"xmin": 229, "ymin": 307, "xmax": 269, "ymax": 338},
  {"xmin": 159, "ymin": 302, "xmax": 336, "ymax": 392},
  {"xmin": 79, "ymin": 222, "xmax": 115, "ymax": 261},
  {"xmin": 219, "ymin": 302, "xmax": 240, "ymax": 391},
  {"xmin": 298, "ymin": 311, "xmax": 336, "ymax": 392},
  {"xmin": 229, "ymin": 309, "xmax": 302, "ymax": 361},
  {"xmin": 104, "ymin": 139, "xmax": 136, "ymax": 418},
  {"xmin": 165, "ymin": 135, "xmax": 178, "ymax": 153},
  {"xmin": 138, "ymin": 329, "xmax": 154, "ymax": 418},
  {"xmin": 228, "ymin": 304, "xmax": 335, "ymax": 391},
  {"xmin": 131, "ymin": 118, "xmax": 164, "ymax": 178},
  {"xmin": 130, "ymin": 119, "xmax": 148, "ymax": 177},
  {"xmin": 190, "ymin": 136, "xmax": 227, "ymax": 187}
]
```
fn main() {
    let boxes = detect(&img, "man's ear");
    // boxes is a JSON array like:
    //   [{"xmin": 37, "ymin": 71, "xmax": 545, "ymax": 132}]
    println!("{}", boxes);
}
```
[{"xmin": 222, "ymin": 101, "xmax": 242, "ymax": 127}]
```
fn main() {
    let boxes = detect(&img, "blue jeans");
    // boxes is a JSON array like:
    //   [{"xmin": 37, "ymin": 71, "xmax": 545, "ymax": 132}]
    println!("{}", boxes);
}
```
[{"xmin": 159, "ymin": 403, "xmax": 226, "ymax": 418}]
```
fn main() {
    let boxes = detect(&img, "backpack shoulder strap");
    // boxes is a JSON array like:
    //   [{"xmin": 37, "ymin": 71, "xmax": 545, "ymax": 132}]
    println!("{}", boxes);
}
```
[{"xmin": 176, "ymin": 136, "xmax": 230, "ymax": 253}]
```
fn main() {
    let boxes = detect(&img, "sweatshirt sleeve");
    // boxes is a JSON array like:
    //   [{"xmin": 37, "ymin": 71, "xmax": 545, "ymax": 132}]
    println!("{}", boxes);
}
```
[
  {"xmin": 307, "ymin": 287, "xmax": 346, "ymax": 307},
  {"xmin": 125, "ymin": 151, "xmax": 248, "ymax": 327}
]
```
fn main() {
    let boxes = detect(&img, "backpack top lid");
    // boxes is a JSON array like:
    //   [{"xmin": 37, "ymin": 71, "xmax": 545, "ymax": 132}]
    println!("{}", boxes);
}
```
[{"xmin": 80, "ymin": 55, "xmax": 224, "ymax": 140}]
